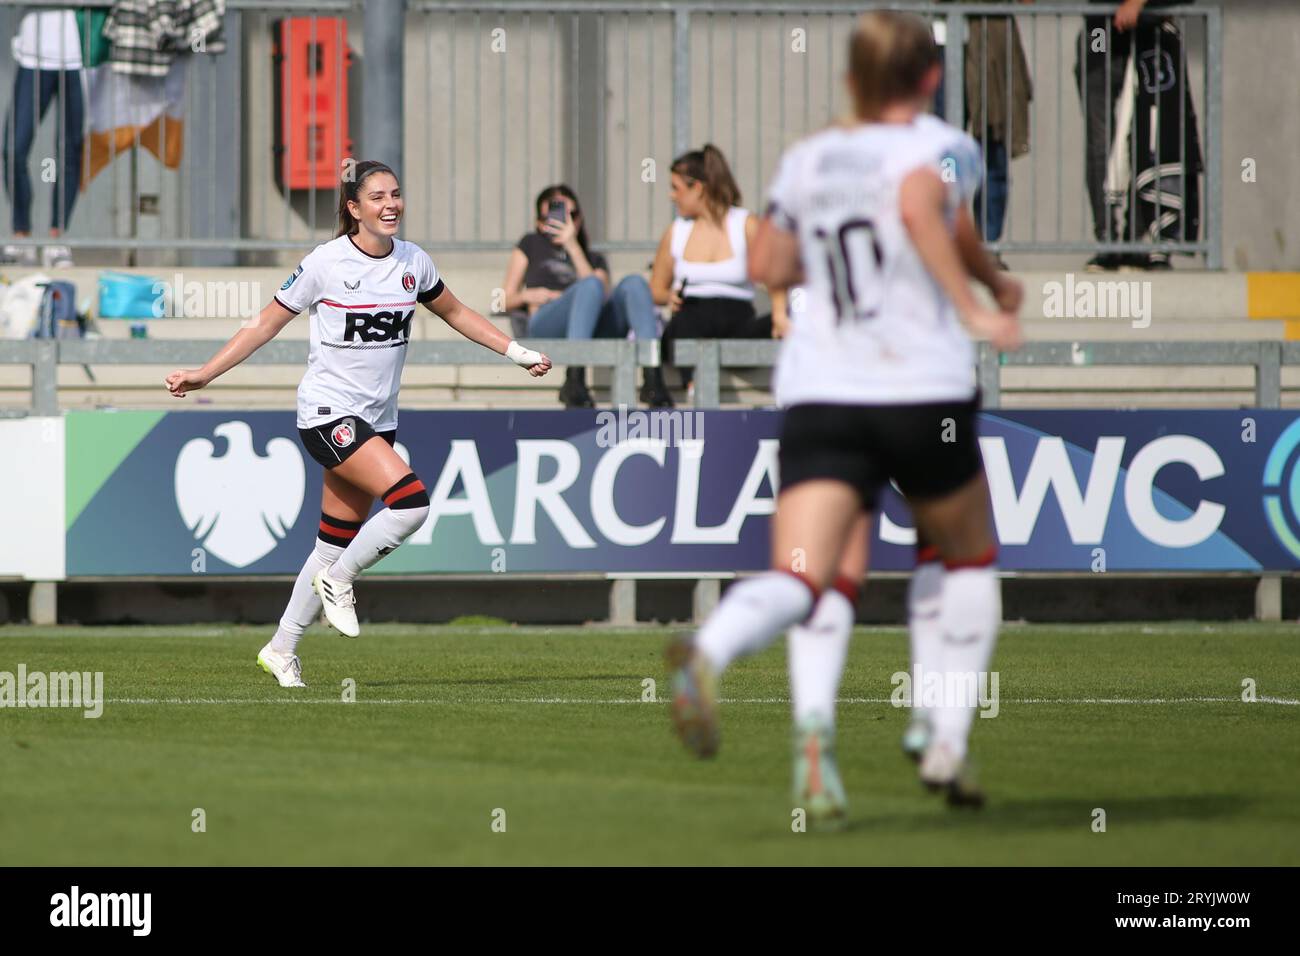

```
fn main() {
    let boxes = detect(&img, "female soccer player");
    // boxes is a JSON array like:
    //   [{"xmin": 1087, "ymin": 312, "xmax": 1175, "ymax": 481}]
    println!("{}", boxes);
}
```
[
  {"xmin": 164, "ymin": 159, "xmax": 551, "ymax": 687},
  {"xmin": 667, "ymin": 11, "xmax": 1023, "ymax": 826}
]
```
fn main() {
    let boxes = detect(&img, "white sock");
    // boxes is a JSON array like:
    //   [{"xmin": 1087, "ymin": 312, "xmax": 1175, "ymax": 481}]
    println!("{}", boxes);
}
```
[
  {"xmin": 930, "ymin": 565, "xmax": 1001, "ymax": 761},
  {"xmin": 696, "ymin": 572, "xmax": 816, "ymax": 674},
  {"xmin": 907, "ymin": 561, "xmax": 944, "ymax": 722},
  {"xmin": 270, "ymin": 540, "xmax": 344, "ymax": 654},
  {"xmin": 330, "ymin": 505, "xmax": 429, "ymax": 584},
  {"xmin": 788, "ymin": 587, "xmax": 854, "ymax": 726}
]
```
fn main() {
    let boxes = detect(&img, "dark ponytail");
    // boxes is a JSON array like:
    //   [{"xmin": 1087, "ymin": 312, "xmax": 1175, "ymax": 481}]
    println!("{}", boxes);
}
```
[
  {"xmin": 671, "ymin": 143, "xmax": 742, "ymax": 222},
  {"xmin": 336, "ymin": 159, "xmax": 398, "ymax": 237}
]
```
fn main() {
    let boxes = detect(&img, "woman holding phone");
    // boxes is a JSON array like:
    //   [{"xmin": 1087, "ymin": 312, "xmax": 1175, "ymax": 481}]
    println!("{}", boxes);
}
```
[{"xmin": 501, "ymin": 184, "xmax": 671, "ymax": 408}]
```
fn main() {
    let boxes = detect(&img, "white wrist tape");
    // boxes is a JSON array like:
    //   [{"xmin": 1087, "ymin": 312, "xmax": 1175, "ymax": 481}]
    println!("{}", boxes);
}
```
[{"xmin": 506, "ymin": 340, "xmax": 543, "ymax": 367}]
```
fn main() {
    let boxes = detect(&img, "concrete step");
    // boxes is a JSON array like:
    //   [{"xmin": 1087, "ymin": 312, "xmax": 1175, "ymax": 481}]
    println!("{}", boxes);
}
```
[{"xmin": 10, "ymin": 264, "xmax": 1296, "ymax": 327}]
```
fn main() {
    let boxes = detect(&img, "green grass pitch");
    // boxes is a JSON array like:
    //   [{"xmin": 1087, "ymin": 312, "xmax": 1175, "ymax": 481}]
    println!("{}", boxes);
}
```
[{"xmin": 1, "ymin": 622, "xmax": 1297, "ymax": 865}]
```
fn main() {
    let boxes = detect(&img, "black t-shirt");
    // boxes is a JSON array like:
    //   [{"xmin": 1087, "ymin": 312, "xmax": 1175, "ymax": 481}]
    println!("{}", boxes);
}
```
[{"xmin": 517, "ymin": 231, "xmax": 609, "ymax": 293}]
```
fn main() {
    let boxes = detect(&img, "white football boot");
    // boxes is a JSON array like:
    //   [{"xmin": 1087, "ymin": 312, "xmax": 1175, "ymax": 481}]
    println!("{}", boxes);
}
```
[
  {"xmin": 257, "ymin": 642, "xmax": 306, "ymax": 688},
  {"xmin": 312, "ymin": 568, "xmax": 360, "ymax": 637},
  {"xmin": 919, "ymin": 740, "xmax": 985, "ymax": 809}
]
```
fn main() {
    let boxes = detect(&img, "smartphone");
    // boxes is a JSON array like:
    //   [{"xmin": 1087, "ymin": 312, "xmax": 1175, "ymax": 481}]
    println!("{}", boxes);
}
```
[{"xmin": 546, "ymin": 199, "xmax": 568, "ymax": 226}]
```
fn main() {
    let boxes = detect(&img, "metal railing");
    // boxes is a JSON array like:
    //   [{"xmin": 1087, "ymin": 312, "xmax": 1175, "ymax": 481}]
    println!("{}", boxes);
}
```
[
  {"xmin": 0, "ymin": 337, "xmax": 663, "ymax": 414},
  {"xmin": 0, "ymin": 2, "xmax": 1220, "ymax": 265},
  {"xmin": 673, "ymin": 339, "xmax": 1290, "ymax": 409},
  {"xmin": 1, "ymin": 338, "xmax": 1294, "ymax": 416}
]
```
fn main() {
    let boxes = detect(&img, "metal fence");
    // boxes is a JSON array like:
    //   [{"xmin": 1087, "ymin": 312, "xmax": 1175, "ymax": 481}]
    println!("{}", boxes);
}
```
[
  {"xmin": 0, "ymin": 1, "xmax": 1219, "ymax": 265},
  {"xmin": 0, "ymin": 338, "xmax": 1293, "ymax": 416}
]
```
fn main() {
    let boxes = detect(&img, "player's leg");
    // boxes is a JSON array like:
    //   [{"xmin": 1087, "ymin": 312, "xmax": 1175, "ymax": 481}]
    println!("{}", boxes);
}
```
[
  {"xmin": 668, "ymin": 479, "xmax": 861, "ymax": 758},
  {"xmin": 787, "ymin": 510, "xmax": 869, "ymax": 828},
  {"xmin": 789, "ymin": 510, "xmax": 868, "ymax": 728},
  {"xmin": 903, "ymin": 530, "xmax": 943, "ymax": 761},
  {"xmin": 885, "ymin": 395, "xmax": 995, "ymax": 805},
  {"xmin": 701, "ymin": 479, "xmax": 861, "ymax": 673},
  {"xmin": 908, "ymin": 473, "xmax": 999, "ymax": 807},
  {"xmin": 314, "ymin": 436, "xmax": 430, "ymax": 637},
  {"xmin": 258, "ymin": 472, "xmax": 372, "ymax": 686}
]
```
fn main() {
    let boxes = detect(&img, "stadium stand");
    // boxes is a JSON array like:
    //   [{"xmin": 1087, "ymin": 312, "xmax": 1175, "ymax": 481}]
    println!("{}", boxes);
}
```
[{"xmin": 2, "ymin": 1, "xmax": 1299, "ymax": 628}]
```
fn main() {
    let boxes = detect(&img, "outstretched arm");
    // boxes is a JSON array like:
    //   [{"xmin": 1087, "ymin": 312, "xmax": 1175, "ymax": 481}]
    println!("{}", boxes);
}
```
[
  {"xmin": 164, "ymin": 299, "xmax": 298, "ymax": 397},
  {"xmin": 425, "ymin": 283, "xmax": 552, "ymax": 378}
]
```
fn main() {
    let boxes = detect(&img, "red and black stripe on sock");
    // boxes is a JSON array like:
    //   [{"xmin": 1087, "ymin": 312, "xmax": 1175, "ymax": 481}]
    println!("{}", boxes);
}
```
[
  {"xmin": 318, "ymin": 512, "xmax": 363, "ymax": 548},
  {"xmin": 382, "ymin": 473, "xmax": 430, "ymax": 510}
]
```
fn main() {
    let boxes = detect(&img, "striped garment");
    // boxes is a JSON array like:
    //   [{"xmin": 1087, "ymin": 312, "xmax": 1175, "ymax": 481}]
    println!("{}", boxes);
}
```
[{"xmin": 104, "ymin": 0, "xmax": 226, "ymax": 76}]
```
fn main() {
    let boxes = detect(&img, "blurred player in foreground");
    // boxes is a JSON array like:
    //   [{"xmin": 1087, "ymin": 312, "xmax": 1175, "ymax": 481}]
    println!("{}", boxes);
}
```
[
  {"xmin": 668, "ymin": 11, "xmax": 1023, "ymax": 827},
  {"xmin": 165, "ymin": 159, "xmax": 550, "ymax": 686}
]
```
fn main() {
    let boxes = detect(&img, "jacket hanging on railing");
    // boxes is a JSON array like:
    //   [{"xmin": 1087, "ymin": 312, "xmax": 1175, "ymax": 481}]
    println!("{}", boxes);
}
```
[
  {"xmin": 80, "ymin": 1, "xmax": 226, "ymax": 183},
  {"xmin": 942, "ymin": 0, "xmax": 1033, "ymax": 158},
  {"xmin": 104, "ymin": 0, "xmax": 226, "ymax": 76}
]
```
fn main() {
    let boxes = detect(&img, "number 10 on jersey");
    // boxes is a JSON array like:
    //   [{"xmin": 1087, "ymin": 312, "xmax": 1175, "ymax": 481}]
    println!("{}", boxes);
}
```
[{"xmin": 815, "ymin": 218, "xmax": 884, "ymax": 324}]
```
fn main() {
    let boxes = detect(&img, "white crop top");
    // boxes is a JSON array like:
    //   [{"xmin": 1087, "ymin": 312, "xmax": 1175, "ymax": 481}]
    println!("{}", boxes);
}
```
[{"xmin": 668, "ymin": 206, "xmax": 754, "ymax": 301}]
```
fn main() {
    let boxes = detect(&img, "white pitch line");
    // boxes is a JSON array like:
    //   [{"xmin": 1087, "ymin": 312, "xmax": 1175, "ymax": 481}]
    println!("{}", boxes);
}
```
[{"xmin": 100, "ymin": 695, "xmax": 1300, "ymax": 706}]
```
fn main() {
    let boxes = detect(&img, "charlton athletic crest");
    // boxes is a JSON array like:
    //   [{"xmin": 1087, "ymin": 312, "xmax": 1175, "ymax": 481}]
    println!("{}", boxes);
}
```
[
  {"xmin": 331, "ymin": 419, "xmax": 356, "ymax": 448},
  {"xmin": 402, "ymin": 271, "xmax": 416, "ymax": 293}
]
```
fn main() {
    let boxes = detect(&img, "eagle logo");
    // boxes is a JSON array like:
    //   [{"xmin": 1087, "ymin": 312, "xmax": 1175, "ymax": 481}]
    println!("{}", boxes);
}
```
[{"xmin": 175, "ymin": 421, "xmax": 305, "ymax": 568}]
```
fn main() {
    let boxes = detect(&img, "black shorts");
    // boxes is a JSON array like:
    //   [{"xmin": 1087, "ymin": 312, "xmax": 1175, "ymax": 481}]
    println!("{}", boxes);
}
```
[
  {"xmin": 777, "ymin": 397, "xmax": 983, "ymax": 511},
  {"xmin": 298, "ymin": 415, "xmax": 396, "ymax": 469}
]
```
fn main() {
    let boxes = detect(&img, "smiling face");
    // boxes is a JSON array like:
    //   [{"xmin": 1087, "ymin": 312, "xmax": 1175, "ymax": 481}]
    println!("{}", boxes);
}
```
[
  {"xmin": 669, "ymin": 172, "xmax": 705, "ymax": 219},
  {"xmin": 348, "ymin": 171, "xmax": 403, "ymax": 238}
]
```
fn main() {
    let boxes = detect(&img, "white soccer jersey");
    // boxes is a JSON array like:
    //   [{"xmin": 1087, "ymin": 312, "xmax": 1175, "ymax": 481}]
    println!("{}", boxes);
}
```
[
  {"xmin": 275, "ymin": 234, "xmax": 443, "ymax": 431},
  {"xmin": 766, "ymin": 114, "xmax": 983, "ymax": 407}
]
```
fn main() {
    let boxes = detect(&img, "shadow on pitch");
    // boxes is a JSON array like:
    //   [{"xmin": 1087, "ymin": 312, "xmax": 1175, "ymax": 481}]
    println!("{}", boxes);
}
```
[
  {"xmin": 842, "ymin": 792, "xmax": 1252, "ymax": 834},
  {"xmin": 360, "ymin": 673, "xmax": 646, "ymax": 689}
]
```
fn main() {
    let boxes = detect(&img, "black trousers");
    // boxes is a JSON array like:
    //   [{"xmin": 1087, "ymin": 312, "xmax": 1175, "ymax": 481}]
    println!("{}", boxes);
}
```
[
  {"xmin": 1075, "ymin": 16, "xmax": 1202, "ymax": 247},
  {"xmin": 662, "ymin": 297, "xmax": 769, "ymax": 389}
]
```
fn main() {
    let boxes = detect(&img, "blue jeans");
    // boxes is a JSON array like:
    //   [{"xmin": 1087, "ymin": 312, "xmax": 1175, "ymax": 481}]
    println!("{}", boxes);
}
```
[
  {"xmin": 2, "ymin": 67, "xmax": 84, "ymax": 233},
  {"xmin": 933, "ymin": 70, "xmax": 1009, "ymax": 243},
  {"xmin": 973, "ymin": 139, "xmax": 1008, "ymax": 242},
  {"xmin": 527, "ymin": 274, "xmax": 659, "ymax": 341}
]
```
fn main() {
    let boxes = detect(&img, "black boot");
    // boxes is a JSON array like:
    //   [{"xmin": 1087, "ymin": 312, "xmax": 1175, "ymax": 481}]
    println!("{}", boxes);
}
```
[
  {"xmin": 639, "ymin": 366, "xmax": 674, "ymax": 408},
  {"xmin": 559, "ymin": 367, "xmax": 595, "ymax": 408}
]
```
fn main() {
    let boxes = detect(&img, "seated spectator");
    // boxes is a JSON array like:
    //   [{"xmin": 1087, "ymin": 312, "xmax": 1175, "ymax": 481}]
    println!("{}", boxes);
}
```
[
  {"xmin": 650, "ymin": 145, "xmax": 768, "ymax": 392},
  {"xmin": 501, "ymin": 184, "xmax": 670, "ymax": 408}
]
